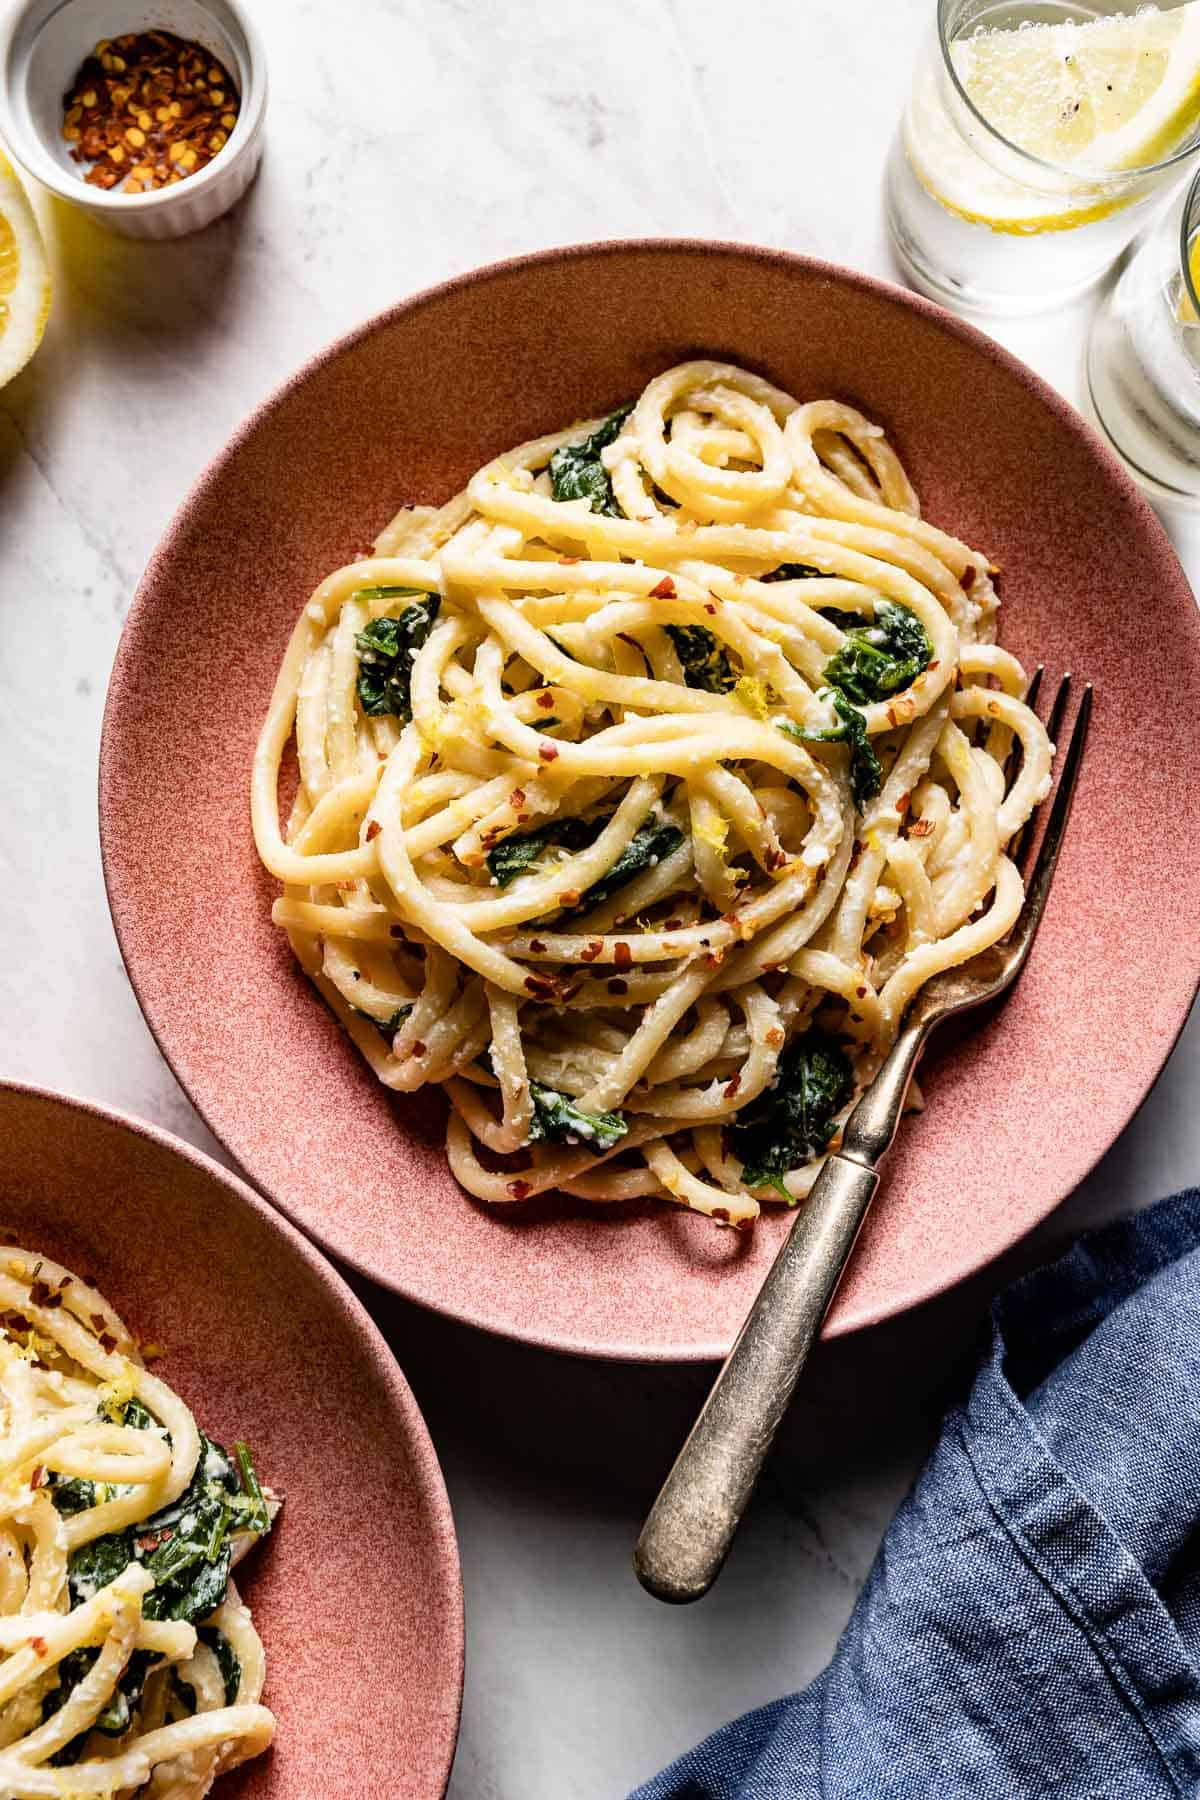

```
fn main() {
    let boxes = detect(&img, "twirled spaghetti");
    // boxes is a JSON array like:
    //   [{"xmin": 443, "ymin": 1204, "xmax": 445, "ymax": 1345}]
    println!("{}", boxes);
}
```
[
  {"xmin": 253, "ymin": 360, "xmax": 1052, "ymax": 1226},
  {"xmin": 0, "ymin": 1249, "xmax": 275, "ymax": 1795}
]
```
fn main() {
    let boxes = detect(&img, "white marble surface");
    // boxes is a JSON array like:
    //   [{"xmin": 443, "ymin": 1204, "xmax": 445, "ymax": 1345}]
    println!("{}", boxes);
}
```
[{"xmin": 2, "ymin": 1, "xmax": 1199, "ymax": 1793}]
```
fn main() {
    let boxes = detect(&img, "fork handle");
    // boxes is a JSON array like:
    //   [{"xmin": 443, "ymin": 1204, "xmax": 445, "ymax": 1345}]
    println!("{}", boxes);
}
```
[{"xmin": 633, "ymin": 1016, "xmax": 927, "ymax": 1605}]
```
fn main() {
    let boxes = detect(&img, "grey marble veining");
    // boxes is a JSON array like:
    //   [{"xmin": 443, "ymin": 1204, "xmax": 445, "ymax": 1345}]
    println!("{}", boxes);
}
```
[{"xmin": 1, "ymin": 2, "xmax": 1198, "ymax": 1793}]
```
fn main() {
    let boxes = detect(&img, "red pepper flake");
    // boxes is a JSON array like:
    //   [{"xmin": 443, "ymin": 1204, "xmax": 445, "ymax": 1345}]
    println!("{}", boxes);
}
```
[
  {"xmin": 524, "ymin": 974, "xmax": 557, "ymax": 999},
  {"xmin": 507, "ymin": 1179, "xmax": 532, "ymax": 1200},
  {"xmin": 766, "ymin": 848, "xmax": 790, "ymax": 872},
  {"xmin": 558, "ymin": 556, "xmax": 581, "ymax": 565},
  {"xmin": 529, "ymin": 939, "xmax": 547, "ymax": 954},
  {"xmin": 724, "ymin": 1074, "xmax": 741, "ymax": 1099},
  {"xmin": 509, "ymin": 788, "xmax": 526, "ymax": 807},
  {"xmin": 365, "ymin": 820, "xmax": 382, "ymax": 841},
  {"xmin": 711, "ymin": 1207, "xmax": 731, "ymax": 1225},
  {"xmin": 961, "ymin": 564, "xmax": 976, "ymax": 587},
  {"xmin": 704, "ymin": 602, "xmax": 717, "ymax": 616},
  {"xmin": 62, "ymin": 31, "xmax": 242, "ymax": 195},
  {"xmin": 580, "ymin": 940, "xmax": 604, "ymax": 964},
  {"xmin": 856, "ymin": 985, "xmax": 868, "ymax": 999},
  {"xmin": 538, "ymin": 743, "xmax": 560, "ymax": 763},
  {"xmin": 607, "ymin": 977, "xmax": 628, "ymax": 995},
  {"xmin": 613, "ymin": 942, "xmax": 633, "ymax": 971},
  {"xmin": 409, "ymin": 1040, "xmax": 428, "ymax": 1058},
  {"xmin": 536, "ymin": 692, "xmax": 555, "ymax": 710},
  {"xmin": 99, "ymin": 1333, "xmax": 117, "ymax": 1353},
  {"xmin": 557, "ymin": 889, "xmax": 582, "ymax": 908},
  {"xmin": 765, "ymin": 1026, "xmax": 785, "ymax": 1047},
  {"xmin": 928, "ymin": 660, "xmax": 940, "ymax": 672},
  {"xmin": 29, "ymin": 1466, "xmax": 45, "ymax": 1490},
  {"xmin": 908, "ymin": 819, "xmax": 935, "ymax": 839},
  {"xmin": 30, "ymin": 1636, "xmax": 47, "ymax": 1658},
  {"xmin": 886, "ymin": 706, "xmax": 898, "ymax": 728},
  {"xmin": 649, "ymin": 576, "xmax": 676, "ymax": 600},
  {"xmin": 895, "ymin": 791, "xmax": 911, "ymax": 816}
]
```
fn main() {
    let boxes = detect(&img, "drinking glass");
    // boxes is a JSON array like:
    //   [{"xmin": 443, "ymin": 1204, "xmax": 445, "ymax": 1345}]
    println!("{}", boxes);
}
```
[
  {"xmin": 885, "ymin": 0, "xmax": 1200, "ymax": 316},
  {"xmin": 1087, "ymin": 164, "xmax": 1200, "ymax": 505}
]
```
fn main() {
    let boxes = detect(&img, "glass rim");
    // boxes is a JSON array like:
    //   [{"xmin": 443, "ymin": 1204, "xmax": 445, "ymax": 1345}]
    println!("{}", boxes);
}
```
[
  {"xmin": 937, "ymin": 0, "xmax": 1200, "ymax": 185},
  {"xmin": 1181, "ymin": 160, "xmax": 1200, "ymax": 317}
]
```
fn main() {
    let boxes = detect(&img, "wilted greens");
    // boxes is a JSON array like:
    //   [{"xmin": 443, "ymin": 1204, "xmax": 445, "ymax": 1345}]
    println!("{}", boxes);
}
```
[
  {"xmin": 732, "ymin": 1030, "xmax": 853, "ymax": 1199},
  {"xmin": 548, "ymin": 405, "xmax": 632, "ymax": 517},
  {"xmin": 354, "ymin": 589, "xmax": 441, "ymax": 721}
]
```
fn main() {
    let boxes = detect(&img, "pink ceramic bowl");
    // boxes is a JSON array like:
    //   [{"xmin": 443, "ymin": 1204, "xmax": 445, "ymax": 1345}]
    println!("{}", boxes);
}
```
[
  {"xmin": 100, "ymin": 239, "xmax": 1200, "ymax": 1362},
  {"xmin": 0, "ymin": 1081, "xmax": 463, "ymax": 1797}
]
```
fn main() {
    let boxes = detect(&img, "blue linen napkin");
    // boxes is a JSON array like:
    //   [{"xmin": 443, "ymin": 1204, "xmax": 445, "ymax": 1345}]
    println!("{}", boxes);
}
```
[{"xmin": 632, "ymin": 1189, "xmax": 1200, "ymax": 1799}]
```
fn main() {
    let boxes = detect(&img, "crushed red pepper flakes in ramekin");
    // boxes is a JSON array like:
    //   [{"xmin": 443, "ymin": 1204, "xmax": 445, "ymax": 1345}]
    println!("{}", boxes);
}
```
[{"xmin": 62, "ymin": 30, "xmax": 241, "ymax": 195}]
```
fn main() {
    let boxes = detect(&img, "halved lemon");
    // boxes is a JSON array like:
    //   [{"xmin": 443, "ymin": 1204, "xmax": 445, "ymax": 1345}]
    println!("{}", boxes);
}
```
[
  {"xmin": 0, "ymin": 150, "xmax": 50, "ymax": 388},
  {"xmin": 907, "ymin": 2, "xmax": 1200, "ymax": 234}
]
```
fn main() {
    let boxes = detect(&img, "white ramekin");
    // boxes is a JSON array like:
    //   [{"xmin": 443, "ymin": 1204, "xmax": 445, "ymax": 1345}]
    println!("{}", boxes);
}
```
[{"xmin": 0, "ymin": 0, "xmax": 267, "ymax": 238}]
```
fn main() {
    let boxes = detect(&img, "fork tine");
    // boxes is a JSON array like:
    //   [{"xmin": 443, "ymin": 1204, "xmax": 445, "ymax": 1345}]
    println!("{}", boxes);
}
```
[
  {"xmin": 1043, "ymin": 670, "xmax": 1072, "ymax": 748},
  {"xmin": 1009, "ymin": 684, "xmax": 1092, "ymax": 957},
  {"xmin": 1023, "ymin": 665, "xmax": 1044, "ymax": 712},
  {"xmin": 1013, "ymin": 672, "xmax": 1072, "ymax": 876}
]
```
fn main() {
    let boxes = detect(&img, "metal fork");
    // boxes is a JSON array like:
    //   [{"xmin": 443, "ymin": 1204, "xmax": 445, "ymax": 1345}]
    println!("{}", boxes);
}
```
[{"xmin": 634, "ymin": 672, "xmax": 1092, "ymax": 1604}]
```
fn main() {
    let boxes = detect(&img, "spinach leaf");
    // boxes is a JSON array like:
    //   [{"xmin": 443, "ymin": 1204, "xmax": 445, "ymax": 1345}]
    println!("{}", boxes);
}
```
[
  {"xmin": 528, "ymin": 1083, "xmax": 628, "ymax": 1152},
  {"xmin": 354, "ymin": 590, "xmax": 441, "ymax": 721},
  {"xmin": 356, "ymin": 1003, "xmax": 413, "ymax": 1044},
  {"xmin": 67, "ymin": 1529, "xmax": 135, "ymax": 1604},
  {"xmin": 780, "ymin": 691, "xmax": 882, "ymax": 810},
  {"xmin": 48, "ymin": 1474, "xmax": 106, "ymax": 1516},
  {"xmin": 486, "ymin": 815, "xmax": 604, "ymax": 889},
  {"xmin": 199, "ymin": 1625, "xmax": 242, "ymax": 1705},
  {"xmin": 731, "ymin": 1030, "xmax": 853, "ymax": 1199},
  {"xmin": 50, "ymin": 1393, "xmax": 153, "ymax": 1519},
  {"xmin": 576, "ymin": 820, "xmax": 684, "ymax": 913},
  {"xmin": 548, "ymin": 405, "xmax": 632, "ymax": 516},
  {"xmin": 45, "ymin": 1418, "xmax": 272, "ymax": 1760},
  {"xmin": 487, "ymin": 813, "xmax": 683, "ymax": 910},
  {"xmin": 764, "ymin": 561, "xmax": 825, "ymax": 581},
  {"xmin": 43, "ymin": 1647, "xmax": 159, "ymax": 1760},
  {"xmin": 234, "ymin": 1444, "xmax": 271, "ymax": 1536},
  {"xmin": 67, "ymin": 1432, "xmax": 271, "ymax": 1623},
  {"xmin": 664, "ymin": 624, "xmax": 736, "ymax": 694},
  {"xmin": 821, "ymin": 602, "xmax": 931, "ymax": 706}
]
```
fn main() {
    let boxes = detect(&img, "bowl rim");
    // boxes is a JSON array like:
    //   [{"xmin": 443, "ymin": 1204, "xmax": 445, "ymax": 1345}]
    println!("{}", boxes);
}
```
[
  {"xmin": 100, "ymin": 233, "xmax": 1200, "ymax": 1361},
  {"xmin": 0, "ymin": 1074, "xmax": 466, "ymax": 1785},
  {"xmin": 0, "ymin": 0, "xmax": 268, "ymax": 211}
]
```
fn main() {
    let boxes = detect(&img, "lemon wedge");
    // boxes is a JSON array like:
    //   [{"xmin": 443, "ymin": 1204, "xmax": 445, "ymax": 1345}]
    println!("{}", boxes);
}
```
[
  {"xmin": 0, "ymin": 150, "xmax": 50, "ymax": 388},
  {"xmin": 1178, "ymin": 228, "xmax": 1200, "ymax": 321},
  {"xmin": 907, "ymin": 2, "xmax": 1200, "ymax": 234}
]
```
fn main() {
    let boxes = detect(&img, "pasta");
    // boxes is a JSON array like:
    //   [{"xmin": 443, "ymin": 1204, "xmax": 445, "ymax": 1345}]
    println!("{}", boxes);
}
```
[
  {"xmin": 253, "ymin": 360, "xmax": 1053, "ymax": 1227},
  {"xmin": 0, "ymin": 1249, "xmax": 275, "ymax": 1796}
]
